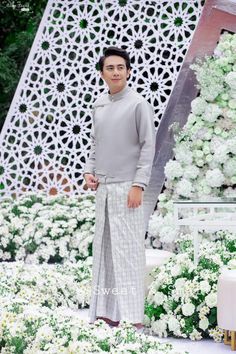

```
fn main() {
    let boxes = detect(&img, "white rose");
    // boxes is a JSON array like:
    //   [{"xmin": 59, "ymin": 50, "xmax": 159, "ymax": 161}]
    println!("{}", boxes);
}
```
[
  {"xmin": 175, "ymin": 278, "xmax": 186, "ymax": 289},
  {"xmin": 151, "ymin": 319, "xmax": 167, "ymax": 336},
  {"xmin": 199, "ymin": 317, "xmax": 209, "ymax": 331},
  {"xmin": 182, "ymin": 303, "xmax": 195, "ymax": 316},
  {"xmin": 153, "ymin": 292, "xmax": 166, "ymax": 306},
  {"xmin": 199, "ymin": 280, "xmax": 211, "ymax": 294},
  {"xmin": 168, "ymin": 316, "xmax": 180, "ymax": 332},
  {"xmin": 171, "ymin": 265, "xmax": 181, "ymax": 277},
  {"xmin": 205, "ymin": 293, "xmax": 217, "ymax": 308},
  {"xmin": 228, "ymin": 259, "xmax": 236, "ymax": 269}
]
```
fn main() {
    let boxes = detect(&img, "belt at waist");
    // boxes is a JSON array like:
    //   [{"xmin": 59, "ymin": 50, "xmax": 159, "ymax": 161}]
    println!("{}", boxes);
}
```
[{"xmin": 95, "ymin": 174, "xmax": 132, "ymax": 184}]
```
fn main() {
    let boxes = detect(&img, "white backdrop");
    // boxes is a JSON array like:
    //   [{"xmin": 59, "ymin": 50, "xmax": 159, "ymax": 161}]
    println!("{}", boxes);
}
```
[{"xmin": 0, "ymin": 0, "xmax": 203, "ymax": 197}]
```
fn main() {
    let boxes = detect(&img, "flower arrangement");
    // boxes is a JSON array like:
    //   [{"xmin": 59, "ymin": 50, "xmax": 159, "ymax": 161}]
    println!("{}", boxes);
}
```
[
  {"xmin": 148, "ymin": 33, "xmax": 236, "ymax": 247},
  {"xmin": 0, "ymin": 299, "xmax": 188, "ymax": 354},
  {"xmin": 0, "ymin": 259, "xmax": 92, "ymax": 310},
  {"xmin": 0, "ymin": 193, "xmax": 95, "ymax": 263},
  {"xmin": 145, "ymin": 231, "xmax": 236, "ymax": 341}
]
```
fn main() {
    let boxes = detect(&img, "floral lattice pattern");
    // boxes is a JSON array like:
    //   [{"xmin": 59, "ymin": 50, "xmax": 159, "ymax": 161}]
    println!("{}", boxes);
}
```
[{"xmin": 0, "ymin": 0, "xmax": 203, "ymax": 197}]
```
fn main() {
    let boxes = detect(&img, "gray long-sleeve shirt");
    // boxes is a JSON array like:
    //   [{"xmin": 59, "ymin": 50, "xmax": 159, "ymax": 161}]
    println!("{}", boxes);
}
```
[{"xmin": 84, "ymin": 85, "xmax": 155, "ymax": 188}]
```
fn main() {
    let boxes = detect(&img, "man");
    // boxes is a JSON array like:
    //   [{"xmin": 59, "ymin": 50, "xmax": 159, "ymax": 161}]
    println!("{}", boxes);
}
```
[{"xmin": 84, "ymin": 47, "xmax": 155, "ymax": 329}]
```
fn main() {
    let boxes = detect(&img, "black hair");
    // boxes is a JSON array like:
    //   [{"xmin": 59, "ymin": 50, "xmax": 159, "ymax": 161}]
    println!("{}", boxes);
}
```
[{"xmin": 98, "ymin": 46, "xmax": 131, "ymax": 72}]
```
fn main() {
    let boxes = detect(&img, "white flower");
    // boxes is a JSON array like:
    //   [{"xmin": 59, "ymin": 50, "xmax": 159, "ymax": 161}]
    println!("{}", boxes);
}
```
[
  {"xmin": 176, "ymin": 179, "xmax": 193, "ymax": 198},
  {"xmin": 203, "ymin": 104, "xmax": 222, "ymax": 123},
  {"xmin": 153, "ymin": 292, "xmax": 166, "ymax": 306},
  {"xmin": 191, "ymin": 97, "xmax": 207, "ymax": 115},
  {"xmin": 190, "ymin": 328, "xmax": 202, "ymax": 340},
  {"xmin": 159, "ymin": 225, "xmax": 179, "ymax": 244},
  {"xmin": 199, "ymin": 317, "xmax": 209, "ymax": 331},
  {"xmin": 165, "ymin": 160, "xmax": 183, "ymax": 180},
  {"xmin": 170, "ymin": 265, "xmax": 181, "ymax": 277},
  {"xmin": 227, "ymin": 138, "xmax": 236, "ymax": 154},
  {"xmin": 225, "ymin": 72, "xmax": 236, "ymax": 90},
  {"xmin": 175, "ymin": 278, "xmax": 186, "ymax": 290},
  {"xmin": 227, "ymin": 259, "xmax": 236, "ymax": 269},
  {"xmin": 223, "ymin": 159, "xmax": 236, "ymax": 177},
  {"xmin": 182, "ymin": 303, "xmax": 195, "ymax": 316},
  {"xmin": 168, "ymin": 316, "xmax": 180, "ymax": 333},
  {"xmin": 205, "ymin": 293, "xmax": 217, "ymax": 308},
  {"xmin": 199, "ymin": 281, "xmax": 211, "ymax": 294},
  {"xmin": 212, "ymin": 144, "xmax": 229, "ymax": 163},
  {"xmin": 151, "ymin": 319, "xmax": 167, "ymax": 337},
  {"xmin": 175, "ymin": 145, "xmax": 193, "ymax": 165},
  {"xmin": 183, "ymin": 165, "xmax": 199, "ymax": 179},
  {"xmin": 205, "ymin": 169, "xmax": 225, "ymax": 187}
]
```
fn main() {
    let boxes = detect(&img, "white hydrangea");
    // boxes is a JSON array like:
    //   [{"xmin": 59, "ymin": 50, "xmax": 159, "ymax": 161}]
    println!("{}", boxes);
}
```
[
  {"xmin": 174, "ymin": 145, "xmax": 193, "ymax": 165},
  {"xmin": 228, "ymin": 99, "xmax": 236, "ymax": 109},
  {"xmin": 201, "ymin": 84, "xmax": 223, "ymax": 102},
  {"xmin": 223, "ymin": 187, "xmax": 236, "ymax": 198},
  {"xmin": 205, "ymin": 169, "xmax": 225, "ymax": 188},
  {"xmin": 225, "ymin": 71, "xmax": 236, "ymax": 90},
  {"xmin": 176, "ymin": 179, "xmax": 193, "ymax": 198},
  {"xmin": 225, "ymin": 109, "xmax": 236, "ymax": 121},
  {"xmin": 182, "ymin": 303, "xmax": 195, "ymax": 316},
  {"xmin": 212, "ymin": 144, "xmax": 229, "ymax": 163},
  {"xmin": 164, "ymin": 160, "xmax": 183, "ymax": 180},
  {"xmin": 183, "ymin": 165, "xmax": 200, "ymax": 180},
  {"xmin": 148, "ymin": 213, "xmax": 179, "ymax": 244},
  {"xmin": 223, "ymin": 159, "xmax": 236, "ymax": 177},
  {"xmin": 227, "ymin": 138, "xmax": 236, "ymax": 154},
  {"xmin": 191, "ymin": 97, "xmax": 207, "ymax": 115},
  {"xmin": 159, "ymin": 225, "xmax": 179, "ymax": 244},
  {"xmin": 148, "ymin": 213, "xmax": 164, "ymax": 238},
  {"xmin": 203, "ymin": 104, "xmax": 222, "ymax": 123}
]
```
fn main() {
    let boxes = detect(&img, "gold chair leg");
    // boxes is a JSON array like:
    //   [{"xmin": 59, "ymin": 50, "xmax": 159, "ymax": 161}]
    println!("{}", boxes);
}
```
[
  {"xmin": 224, "ymin": 330, "xmax": 231, "ymax": 345},
  {"xmin": 231, "ymin": 331, "xmax": 236, "ymax": 351}
]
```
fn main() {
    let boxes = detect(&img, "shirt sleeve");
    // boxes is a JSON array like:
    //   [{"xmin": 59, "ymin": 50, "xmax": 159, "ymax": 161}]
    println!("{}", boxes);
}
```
[
  {"xmin": 132, "ymin": 182, "xmax": 146, "ymax": 190},
  {"xmin": 133, "ymin": 100, "xmax": 155, "ymax": 187},
  {"xmin": 83, "ymin": 111, "xmax": 96, "ymax": 175}
]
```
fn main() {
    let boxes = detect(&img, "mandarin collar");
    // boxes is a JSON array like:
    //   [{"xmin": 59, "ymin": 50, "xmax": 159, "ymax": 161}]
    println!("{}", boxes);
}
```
[{"xmin": 108, "ymin": 85, "xmax": 130, "ymax": 102}]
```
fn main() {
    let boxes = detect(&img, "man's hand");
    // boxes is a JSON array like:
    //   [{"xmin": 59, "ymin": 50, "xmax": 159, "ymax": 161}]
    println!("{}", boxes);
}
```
[
  {"xmin": 84, "ymin": 174, "xmax": 99, "ymax": 191},
  {"xmin": 127, "ymin": 186, "xmax": 143, "ymax": 208}
]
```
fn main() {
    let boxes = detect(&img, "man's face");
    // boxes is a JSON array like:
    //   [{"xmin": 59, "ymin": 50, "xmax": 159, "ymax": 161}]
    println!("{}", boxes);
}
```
[{"xmin": 101, "ymin": 55, "xmax": 131, "ymax": 94}]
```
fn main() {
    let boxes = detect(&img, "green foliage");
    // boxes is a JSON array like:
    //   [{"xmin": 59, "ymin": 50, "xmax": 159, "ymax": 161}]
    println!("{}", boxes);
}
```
[
  {"xmin": 0, "ymin": 0, "xmax": 47, "ymax": 130},
  {"xmin": 145, "ymin": 302, "xmax": 165, "ymax": 320}
]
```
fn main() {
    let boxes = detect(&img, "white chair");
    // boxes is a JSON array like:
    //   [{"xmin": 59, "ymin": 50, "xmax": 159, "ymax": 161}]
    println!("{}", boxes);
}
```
[{"xmin": 217, "ymin": 268, "xmax": 236, "ymax": 350}]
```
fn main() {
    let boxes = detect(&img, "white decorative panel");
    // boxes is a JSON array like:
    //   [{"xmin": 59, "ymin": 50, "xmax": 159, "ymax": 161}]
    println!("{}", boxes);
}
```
[{"xmin": 0, "ymin": 0, "xmax": 203, "ymax": 197}]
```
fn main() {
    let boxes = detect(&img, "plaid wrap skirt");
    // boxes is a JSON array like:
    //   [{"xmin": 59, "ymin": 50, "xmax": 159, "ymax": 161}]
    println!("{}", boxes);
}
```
[{"xmin": 89, "ymin": 181, "xmax": 146, "ymax": 323}]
